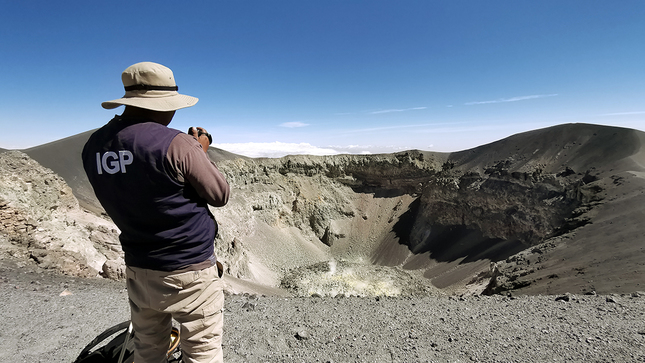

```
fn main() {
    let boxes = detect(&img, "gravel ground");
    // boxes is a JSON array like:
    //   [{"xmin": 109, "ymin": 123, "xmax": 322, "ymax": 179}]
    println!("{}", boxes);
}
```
[{"xmin": 2, "ymin": 259, "xmax": 645, "ymax": 363}]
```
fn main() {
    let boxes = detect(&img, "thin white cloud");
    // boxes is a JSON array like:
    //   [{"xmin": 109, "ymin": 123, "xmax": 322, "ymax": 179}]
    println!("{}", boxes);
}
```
[
  {"xmin": 334, "ymin": 107, "xmax": 427, "ymax": 116},
  {"xmin": 341, "ymin": 121, "xmax": 467, "ymax": 134},
  {"xmin": 279, "ymin": 122, "xmax": 310, "ymax": 128},
  {"xmin": 601, "ymin": 111, "xmax": 645, "ymax": 116},
  {"xmin": 214, "ymin": 142, "xmax": 340, "ymax": 158},
  {"xmin": 369, "ymin": 107, "xmax": 427, "ymax": 114},
  {"xmin": 465, "ymin": 94, "xmax": 558, "ymax": 105}
]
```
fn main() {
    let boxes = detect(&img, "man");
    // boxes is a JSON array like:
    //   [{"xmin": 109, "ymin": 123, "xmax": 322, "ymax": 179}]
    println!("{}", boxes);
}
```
[{"xmin": 82, "ymin": 62, "xmax": 230, "ymax": 363}]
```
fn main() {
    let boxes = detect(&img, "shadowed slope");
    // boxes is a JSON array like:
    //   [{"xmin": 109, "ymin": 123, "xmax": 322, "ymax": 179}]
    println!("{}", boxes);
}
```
[
  {"xmin": 450, "ymin": 123, "xmax": 641, "ymax": 174},
  {"xmin": 23, "ymin": 130, "xmax": 99, "ymax": 213},
  {"xmin": 365, "ymin": 124, "xmax": 645, "ymax": 294},
  {"xmin": 23, "ymin": 129, "xmax": 247, "ymax": 214},
  {"xmin": 445, "ymin": 124, "xmax": 645, "ymax": 294}
]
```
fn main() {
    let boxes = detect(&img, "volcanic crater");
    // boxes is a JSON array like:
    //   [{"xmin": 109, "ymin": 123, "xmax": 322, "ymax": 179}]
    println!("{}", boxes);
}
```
[{"xmin": 5, "ymin": 122, "xmax": 645, "ymax": 297}]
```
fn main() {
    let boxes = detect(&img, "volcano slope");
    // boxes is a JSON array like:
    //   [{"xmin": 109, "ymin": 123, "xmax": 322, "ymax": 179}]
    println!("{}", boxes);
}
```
[{"xmin": 13, "ymin": 122, "xmax": 645, "ymax": 297}]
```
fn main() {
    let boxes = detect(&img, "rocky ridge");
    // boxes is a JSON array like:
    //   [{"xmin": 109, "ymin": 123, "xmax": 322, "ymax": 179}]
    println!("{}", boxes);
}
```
[{"xmin": 0, "ymin": 151, "xmax": 122, "ymax": 279}]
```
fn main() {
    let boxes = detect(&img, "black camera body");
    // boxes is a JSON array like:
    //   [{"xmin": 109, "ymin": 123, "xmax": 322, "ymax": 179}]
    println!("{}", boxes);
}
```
[{"xmin": 188, "ymin": 127, "xmax": 212, "ymax": 145}]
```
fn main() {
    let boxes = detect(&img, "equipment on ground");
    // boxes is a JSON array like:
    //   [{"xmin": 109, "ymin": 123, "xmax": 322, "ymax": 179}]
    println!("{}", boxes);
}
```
[{"xmin": 73, "ymin": 321, "xmax": 182, "ymax": 363}]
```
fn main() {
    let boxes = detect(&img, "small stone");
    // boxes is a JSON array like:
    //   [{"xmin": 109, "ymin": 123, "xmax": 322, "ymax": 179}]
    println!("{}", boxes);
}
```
[
  {"xmin": 101, "ymin": 259, "xmax": 125, "ymax": 280},
  {"xmin": 555, "ymin": 295, "xmax": 570, "ymax": 302},
  {"xmin": 241, "ymin": 302, "xmax": 256, "ymax": 311},
  {"xmin": 295, "ymin": 330, "xmax": 310, "ymax": 340}
]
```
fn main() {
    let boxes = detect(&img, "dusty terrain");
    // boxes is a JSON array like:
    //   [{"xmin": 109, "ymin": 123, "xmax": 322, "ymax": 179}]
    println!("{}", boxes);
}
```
[
  {"xmin": 3, "ymin": 258, "xmax": 645, "ymax": 363},
  {"xmin": 2, "ymin": 122, "xmax": 645, "ymax": 361}
]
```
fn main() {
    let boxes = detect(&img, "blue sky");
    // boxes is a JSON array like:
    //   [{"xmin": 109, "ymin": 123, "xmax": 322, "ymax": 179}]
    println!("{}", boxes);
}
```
[{"xmin": 1, "ymin": 1, "xmax": 644, "ymax": 157}]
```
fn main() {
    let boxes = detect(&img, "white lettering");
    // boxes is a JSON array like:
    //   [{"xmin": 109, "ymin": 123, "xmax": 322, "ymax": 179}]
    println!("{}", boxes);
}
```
[
  {"xmin": 96, "ymin": 152, "xmax": 103, "ymax": 174},
  {"xmin": 119, "ymin": 150, "xmax": 133, "ymax": 173},
  {"xmin": 96, "ymin": 150, "xmax": 135, "ymax": 175},
  {"xmin": 102, "ymin": 151, "xmax": 120, "ymax": 174}
]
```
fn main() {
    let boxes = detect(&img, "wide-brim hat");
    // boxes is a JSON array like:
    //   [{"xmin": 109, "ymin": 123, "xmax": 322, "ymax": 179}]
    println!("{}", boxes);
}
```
[{"xmin": 101, "ymin": 62, "xmax": 198, "ymax": 112}]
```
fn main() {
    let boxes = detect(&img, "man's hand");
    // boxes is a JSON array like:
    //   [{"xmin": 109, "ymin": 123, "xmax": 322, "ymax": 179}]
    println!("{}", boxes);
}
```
[{"xmin": 188, "ymin": 127, "xmax": 212, "ymax": 153}]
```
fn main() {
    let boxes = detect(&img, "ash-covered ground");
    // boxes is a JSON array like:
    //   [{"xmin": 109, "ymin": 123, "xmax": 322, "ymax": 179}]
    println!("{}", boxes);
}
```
[{"xmin": 3, "ymin": 259, "xmax": 645, "ymax": 363}]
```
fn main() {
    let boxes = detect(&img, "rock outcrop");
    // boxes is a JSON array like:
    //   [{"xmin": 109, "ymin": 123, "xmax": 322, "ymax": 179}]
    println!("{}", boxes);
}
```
[{"xmin": 0, "ymin": 151, "xmax": 120, "ymax": 278}]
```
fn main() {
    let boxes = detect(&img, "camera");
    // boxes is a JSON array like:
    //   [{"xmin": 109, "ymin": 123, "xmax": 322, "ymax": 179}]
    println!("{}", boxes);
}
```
[{"xmin": 188, "ymin": 127, "xmax": 212, "ymax": 145}]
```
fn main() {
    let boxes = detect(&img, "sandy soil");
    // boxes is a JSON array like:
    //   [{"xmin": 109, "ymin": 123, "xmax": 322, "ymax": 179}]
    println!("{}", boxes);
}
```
[{"xmin": 3, "ymin": 259, "xmax": 645, "ymax": 363}]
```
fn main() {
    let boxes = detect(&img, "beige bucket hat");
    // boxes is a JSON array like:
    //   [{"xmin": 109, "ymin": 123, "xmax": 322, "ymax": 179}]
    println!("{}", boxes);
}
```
[{"xmin": 101, "ymin": 62, "xmax": 198, "ymax": 111}]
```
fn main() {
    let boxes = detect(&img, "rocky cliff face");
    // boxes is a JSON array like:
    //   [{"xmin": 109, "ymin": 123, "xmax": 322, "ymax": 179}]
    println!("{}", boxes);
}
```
[
  {"xmin": 0, "ymin": 151, "xmax": 122, "ymax": 279},
  {"xmin": 210, "ymin": 152, "xmax": 448, "ymax": 293},
  {"xmin": 409, "ymin": 162, "xmax": 598, "ymax": 260}
]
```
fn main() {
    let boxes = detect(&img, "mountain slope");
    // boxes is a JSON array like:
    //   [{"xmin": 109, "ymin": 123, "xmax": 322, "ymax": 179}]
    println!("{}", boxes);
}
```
[{"xmin": 22, "ymin": 129, "xmax": 248, "ymax": 214}]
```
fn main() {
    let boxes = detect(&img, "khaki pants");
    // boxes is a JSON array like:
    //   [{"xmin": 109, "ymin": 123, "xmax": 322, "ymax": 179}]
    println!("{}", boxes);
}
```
[{"xmin": 126, "ymin": 265, "xmax": 224, "ymax": 363}]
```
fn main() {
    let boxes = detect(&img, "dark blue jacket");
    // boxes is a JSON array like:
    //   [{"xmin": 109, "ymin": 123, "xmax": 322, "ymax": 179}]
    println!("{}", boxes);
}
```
[{"xmin": 82, "ymin": 116, "xmax": 216, "ymax": 271}]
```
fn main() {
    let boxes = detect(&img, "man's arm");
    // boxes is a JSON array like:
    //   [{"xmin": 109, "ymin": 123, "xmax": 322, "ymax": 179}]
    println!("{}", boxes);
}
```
[{"xmin": 167, "ymin": 133, "xmax": 230, "ymax": 207}]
